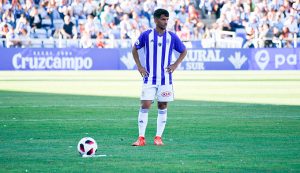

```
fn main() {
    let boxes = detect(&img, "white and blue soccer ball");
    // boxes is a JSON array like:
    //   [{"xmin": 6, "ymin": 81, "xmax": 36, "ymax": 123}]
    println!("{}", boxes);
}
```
[{"xmin": 77, "ymin": 137, "xmax": 98, "ymax": 156}]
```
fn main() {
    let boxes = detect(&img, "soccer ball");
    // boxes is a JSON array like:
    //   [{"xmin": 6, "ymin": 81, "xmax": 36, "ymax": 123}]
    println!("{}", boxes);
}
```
[{"xmin": 77, "ymin": 137, "xmax": 98, "ymax": 156}]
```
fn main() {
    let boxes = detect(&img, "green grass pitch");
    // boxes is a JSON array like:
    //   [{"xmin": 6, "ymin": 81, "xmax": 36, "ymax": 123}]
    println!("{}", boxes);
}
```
[{"xmin": 0, "ymin": 71, "xmax": 300, "ymax": 172}]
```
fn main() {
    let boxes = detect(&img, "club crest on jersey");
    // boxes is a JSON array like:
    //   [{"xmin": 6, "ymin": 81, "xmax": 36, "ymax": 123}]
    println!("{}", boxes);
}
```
[
  {"xmin": 161, "ymin": 91, "xmax": 172, "ymax": 97},
  {"xmin": 158, "ymin": 43, "xmax": 162, "ymax": 47},
  {"xmin": 135, "ymin": 40, "xmax": 140, "ymax": 45}
]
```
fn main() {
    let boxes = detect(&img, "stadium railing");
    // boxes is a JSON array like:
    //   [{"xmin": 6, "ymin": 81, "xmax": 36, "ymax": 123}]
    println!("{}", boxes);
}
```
[{"xmin": 0, "ymin": 35, "xmax": 299, "ymax": 49}]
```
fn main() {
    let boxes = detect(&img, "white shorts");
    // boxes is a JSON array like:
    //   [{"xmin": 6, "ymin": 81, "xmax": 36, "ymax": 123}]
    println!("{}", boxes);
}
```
[{"xmin": 140, "ymin": 84, "xmax": 174, "ymax": 102}]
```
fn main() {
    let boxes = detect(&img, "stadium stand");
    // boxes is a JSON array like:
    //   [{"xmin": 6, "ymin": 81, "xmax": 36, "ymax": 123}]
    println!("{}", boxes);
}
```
[{"xmin": 0, "ymin": 0, "xmax": 299, "ymax": 48}]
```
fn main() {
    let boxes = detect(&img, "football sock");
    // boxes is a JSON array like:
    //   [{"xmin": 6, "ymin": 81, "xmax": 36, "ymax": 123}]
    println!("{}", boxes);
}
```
[
  {"xmin": 138, "ymin": 108, "xmax": 149, "ymax": 137},
  {"xmin": 156, "ymin": 109, "xmax": 167, "ymax": 137}
]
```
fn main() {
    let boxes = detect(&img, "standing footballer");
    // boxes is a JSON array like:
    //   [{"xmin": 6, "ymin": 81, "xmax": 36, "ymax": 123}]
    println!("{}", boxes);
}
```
[{"xmin": 132, "ymin": 8, "xmax": 187, "ymax": 146}]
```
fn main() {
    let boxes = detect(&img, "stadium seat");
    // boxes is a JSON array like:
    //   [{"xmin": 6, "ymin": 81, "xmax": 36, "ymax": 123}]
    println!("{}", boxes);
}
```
[
  {"xmin": 30, "ymin": 39, "xmax": 43, "ymax": 48},
  {"xmin": 78, "ymin": 19, "xmax": 87, "ymax": 25},
  {"xmin": 66, "ymin": 39, "xmax": 79, "ymax": 48},
  {"xmin": 53, "ymin": 19, "xmax": 64, "ymax": 29},
  {"xmin": 34, "ymin": 28, "xmax": 48, "ymax": 38},
  {"xmin": 42, "ymin": 19, "xmax": 52, "ymax": 26},
  {"xmin": 0, "ymin": 39, "xmax": 4, "ymax": 48},
  {"xmin": 201, "ymin": 38, "xmax": 215, "ymax": 48},
  {"xmin": 93, "ymin": 19, "xmax": 101, "ymax": 26},
  {"xmin": 42, "ymin": 39, "xmax": 55, "ymax": 48}
]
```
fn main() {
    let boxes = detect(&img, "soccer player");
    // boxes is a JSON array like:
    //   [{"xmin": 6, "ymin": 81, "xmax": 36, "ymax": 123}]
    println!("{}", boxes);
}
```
[{"xmin": 132, "ymin": 8, "xmax": 187, "ymax": 146}]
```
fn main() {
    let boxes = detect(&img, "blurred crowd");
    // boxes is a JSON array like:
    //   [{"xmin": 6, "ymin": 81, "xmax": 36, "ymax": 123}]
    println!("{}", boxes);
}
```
[{"xmin": 0, "ymin": 0, "xmax": 299, "ymax": 48}]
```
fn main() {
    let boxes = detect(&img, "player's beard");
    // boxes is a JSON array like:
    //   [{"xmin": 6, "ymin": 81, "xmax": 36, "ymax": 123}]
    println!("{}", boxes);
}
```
[{"xmin": 159, "ymin": 24, "xmax": 167, "ymax": 31}]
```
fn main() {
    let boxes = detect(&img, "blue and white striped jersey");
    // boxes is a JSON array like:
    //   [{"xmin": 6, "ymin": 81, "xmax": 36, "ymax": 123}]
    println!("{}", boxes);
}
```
[{"xmin": 134, "ymin": 29, "xmax": 186, "ymax": 85}]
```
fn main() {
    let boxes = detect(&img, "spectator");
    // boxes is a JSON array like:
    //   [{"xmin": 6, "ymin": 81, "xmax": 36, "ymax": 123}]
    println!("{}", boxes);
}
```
[
  {"xmin": 100, "ymin": 5, "xmax": 114, "ymax": 28},
  {"xmin": 11, "ymin": 0, "xmax": 24, "ymax": 20},
  {"xmin": 0, "ymin": 0, "xmax": 11, "ymax": 13},
  {"xmin": 111, "ymin": 4, "xmax": 124, "ymax": 25},
  {"xmin": 83, "ymin": 0, "xmax": 98, "ymax": 16},
  {"xmin": 258, "ymin": 23, "xmax": 273, "ymax": 47},
  {"xmin": 166, "ymin": 5, "xmax": 177, "ymax": 31},
  {"xmin": 45, "ymin": 0, "xmax": 61, "ymax": 27},
  {"xmin": 229, "ymin": 15, "xmax": 244, "ymax": 32},
  {"xmin": 0, "ymin": 23, "xmax": 11, "ymax": 38},
  {"xmin": 216, "ymin": 13, "xmax": 230, "ymax": 31},
  {"xmin": 212, "ymin": 0, "xmax": 224, "ymax": 19},
  {"xmin": 29, "ymin": 6, "xmax": 42, "ymax": 29},
  {"xmin": 193, "ymin": 21, "xmax": 205, "ymax": 40},
  {"xmin": 2, "ymin": 9, "xmax": 15, "ymax": 28},
  {"xmin": 273, "ymin": 12, "xmax": 284, "ymax": 30},
  {"xmin": 142, "ymin": 0, "xmax": 155, "ymax": 26},
  {"xmin": 80, "ymin": 30, "xmax": 93, "ymax": 48},
  {"xmin": 95, "ymin": 31, "xmax": 105, "ymax": 48},
  {"xmin": 199, "ymin": 0, "xmax": 213, "ymax": 19},
  {"xmin": 177, "ymin": 6, "xmax": 188, "ymax": 24},
  {"xmin": 58, "ymin": 0, "xmax": 71, "ymax": 19},
  {"xmin": 23, "ymin": 0, "xmax": 35, "ymax": 17},
  {"xmin": 243, "ymin": 26, "xmax": 256, "ymax": 48},
  {"xmin": 18, "ymin": 28, "xmax": 31, "ymax": 47},
  {"xmin": 106, "ymin": 22, "xmax": 119, "ymax": 39},
  {"xmin": 284, "ymin": 14, "xmax": 299, "ymax": 34},
  {"xmin": 70, "ymin": 0, "xmax": 85, "ymax": 22},
  {"xmin": 6, "ymin": 27, "xmax": 19, "ymax": 48},
  {"xmin": 174, "ymin": 18, "xmax": 182, "ymax": 33},
  {"xmin": 84, "ymin": 14, "xmax": 99, "ymax": 38},
  {"xmin": 178, "ymin": 24, "xmax": 191, "ymax": 40},
  {"xmin": 0, "ymin": 0, "xmax": 298, "ymax": 48},
  {"xmin": 60, "ymin": 14, "xmax": 77, "ymax": 39},
  {"xmin": 77, "ymin": 20, "xmax": 85, "ymax": 38},
  {"xmin": 119, "ymin": 13, "xmax": 133, "ymax": 39},
  {"xmin": 240, "ymin": 3, "xmax": 251, "ymax": 22},
  {"xmin": 15, "ymin": 13, "xmax": 31, "ymax": 36},
  {"xmin": 132, "ymin": 11, "xmax": 149, "ymax": 32},
  {"xmin": 272, "ymin": 26, "xmax": 281, "ymax": 47},
  {"xmin": 119, "ymin": 0, "xmax": 133, "ymax": 15},
  {"xmin": 280, "ymin": 26, "xmax": 293, "ymax": 47},
  {"xmin": 187, "ymin": 3, "xmax": 200, "ymax": 25}
]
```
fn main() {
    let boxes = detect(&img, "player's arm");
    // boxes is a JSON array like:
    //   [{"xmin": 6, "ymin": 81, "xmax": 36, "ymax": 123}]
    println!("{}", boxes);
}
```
[
  {"xmin": 166, "ymin": 33, "xmax": 187, "ymax": 73},
  {"xmin": 166, "ymin": 49, "xmax": 187, "ymax": 73},
  {"xmin": 132, "ymin": 46, "xmax": 149, "ymax": 77}
]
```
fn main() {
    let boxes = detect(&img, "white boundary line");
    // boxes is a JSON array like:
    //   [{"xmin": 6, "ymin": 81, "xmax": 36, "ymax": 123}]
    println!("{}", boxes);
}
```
[
  {"xmin": 0, "ymin": 115, "xmax": 299, "ymax": 123},
  {"xmin": 82, "ymin": 154, "xmax": 107, "ymax": 158},
  {"xmin": 0, "ymin": 105, "xmax": 138, "ymax": 108},
  {"xmin": 0, "ymin": 118, "xmax": 137, "ymax": 122},
  {"xmin": 0, "ymin": 104, "xmax": 260, "ymax": 109}
]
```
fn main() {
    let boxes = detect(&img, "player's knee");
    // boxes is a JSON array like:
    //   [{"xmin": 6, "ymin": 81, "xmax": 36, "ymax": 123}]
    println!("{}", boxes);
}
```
[
  {"xmin": 158, "ymin": 102, "xmax": 167, "ymax": 109},
  {"xmin": 141, "ymin": 101, "xmax": 152, "ymax": 109}
]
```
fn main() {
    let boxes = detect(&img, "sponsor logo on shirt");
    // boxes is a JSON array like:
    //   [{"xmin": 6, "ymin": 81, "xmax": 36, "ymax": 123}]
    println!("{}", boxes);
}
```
[{"xmin": 161, "ymin": 91, "xmax": 172, "ymax": 97}]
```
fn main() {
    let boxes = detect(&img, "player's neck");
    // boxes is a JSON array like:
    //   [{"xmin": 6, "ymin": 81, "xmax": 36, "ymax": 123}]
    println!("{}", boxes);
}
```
[{"xmin": 155, "ymin": 28, "xmax": 166, "ymax": 35}]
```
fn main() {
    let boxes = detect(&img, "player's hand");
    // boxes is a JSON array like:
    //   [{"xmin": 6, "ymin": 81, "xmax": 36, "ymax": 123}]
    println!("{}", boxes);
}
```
[
  {"xmin": 166, "ymin": 64, "xmax": 177, "ymax": 73},
  {"xmin": 138, "ymin": 66, "xmax": 149, "ymax": 77}
]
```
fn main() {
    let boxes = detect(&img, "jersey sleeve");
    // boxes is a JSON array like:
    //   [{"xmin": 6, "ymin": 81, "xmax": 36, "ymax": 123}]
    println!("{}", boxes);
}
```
[
  {"xmin": 134, "ymin": 31, "xmax": 147, "ymax": 50},
  {"xmin": 171, "ymin": 32, "xmax": 186, "ymax": 53}
]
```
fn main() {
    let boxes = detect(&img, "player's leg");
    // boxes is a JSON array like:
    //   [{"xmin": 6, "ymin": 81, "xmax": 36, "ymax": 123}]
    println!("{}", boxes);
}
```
[
  {"xmin": 138, "ymin": 100, "xmax": 152, "ymax": 137},
  {"xmin": 154, "ymin": 84, "xmax": 174, "ymax": 145},
  {"xmin": 132, "ymin": 85, "xmax": 156, "ymax": 146},
  {"xmin": 154, "ymin": 102, "xmax": 167, "ymax": 145}
]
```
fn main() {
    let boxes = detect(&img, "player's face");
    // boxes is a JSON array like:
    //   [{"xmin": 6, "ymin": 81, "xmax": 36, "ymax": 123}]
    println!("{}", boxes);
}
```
[{"xmin": 155, "ymin": 15, "xmax": 169, "ymax": 31}]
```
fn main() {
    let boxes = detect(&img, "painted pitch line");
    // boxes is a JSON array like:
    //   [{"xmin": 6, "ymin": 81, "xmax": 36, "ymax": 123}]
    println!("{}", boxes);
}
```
[
  {"xmin": 1, "ymin": 115, "xmax": 299, "ymax": 123},
  {"xmin": 0, "ymin": 105, "xmax": 138, "ymax": 108},
  {"xmin": 0, "ymin": 104, "xmax": 265, "ymax": 109}
]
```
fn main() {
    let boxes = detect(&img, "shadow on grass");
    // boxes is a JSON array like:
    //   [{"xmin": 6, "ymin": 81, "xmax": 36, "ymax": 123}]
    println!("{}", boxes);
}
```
[
  {"xmin": 0, "ymin": 90, "xmax": 300, "ymax": 172},
  {"xmin": 1, "ymin": 89, "xmax": 299, "ymax": 125}
]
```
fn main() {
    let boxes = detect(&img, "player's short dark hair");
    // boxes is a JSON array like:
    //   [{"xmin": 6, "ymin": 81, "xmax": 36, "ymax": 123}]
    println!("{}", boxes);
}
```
[{"xmin": 153, "ymin": 9, "xmax": 169, "ymax": 19}]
